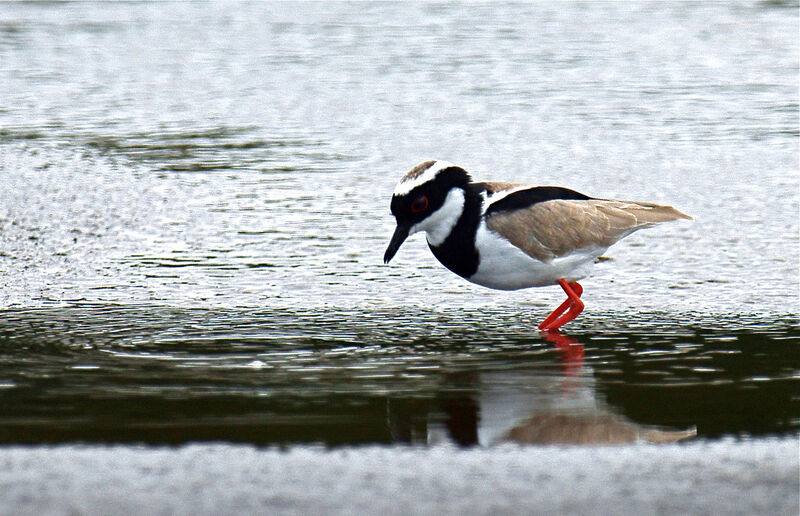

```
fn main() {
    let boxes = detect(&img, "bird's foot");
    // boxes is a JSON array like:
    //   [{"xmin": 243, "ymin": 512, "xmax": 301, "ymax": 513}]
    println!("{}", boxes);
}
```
[{"xmin": 538, "ymin": 279, "xmax": 584, "ymax": 331}]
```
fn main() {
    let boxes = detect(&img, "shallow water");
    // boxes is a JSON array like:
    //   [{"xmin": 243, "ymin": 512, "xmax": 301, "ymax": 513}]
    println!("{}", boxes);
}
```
[
  {"xmin": 0, "ymin": 1, "xmax": 798, "ymax": 447},
  {"xmin": 0, "ymin": 306, "xmax": 797, "ymax": 445}
]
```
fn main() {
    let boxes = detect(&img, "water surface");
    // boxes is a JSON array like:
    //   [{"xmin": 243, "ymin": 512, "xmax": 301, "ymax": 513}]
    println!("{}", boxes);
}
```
[
  {"xmin": 0, "ymin": 306, "xmax": 796, "ymax": 445},
  {"xmin": 0, "ymin": 1, "xmax": 798, "ymax": 447}
]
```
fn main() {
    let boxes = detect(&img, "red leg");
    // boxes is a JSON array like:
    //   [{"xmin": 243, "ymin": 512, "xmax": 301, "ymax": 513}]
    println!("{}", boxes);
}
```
[
  {"xmin": 537, "ymin": 279, "xmax": 582, "ymax": 330},
  {"xmin": 537, "ymin": 297, "xmax": 572, "ymax": 330},
  {"xmin": 538, "ymin": 279, "xmax": 584, "ymax": 331}
]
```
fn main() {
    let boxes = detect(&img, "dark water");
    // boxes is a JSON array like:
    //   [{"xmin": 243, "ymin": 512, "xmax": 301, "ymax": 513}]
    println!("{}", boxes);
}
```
[
  {"xmin": 0, "ymin": 1, "xmax": 798, "ymax": 447},
  {"xmin": 0, "ymin": 306, "xmax": 797, "ymax": 446}
]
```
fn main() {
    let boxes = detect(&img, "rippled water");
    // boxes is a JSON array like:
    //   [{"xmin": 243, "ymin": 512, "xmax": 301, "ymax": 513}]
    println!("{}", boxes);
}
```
[
  {"xmin": 0, "ymin": 2, "xmax": 798, "ymax": 446},
  {"xmin": 0, "ymin": 306, "xmax": 797, "ymax": 445}
]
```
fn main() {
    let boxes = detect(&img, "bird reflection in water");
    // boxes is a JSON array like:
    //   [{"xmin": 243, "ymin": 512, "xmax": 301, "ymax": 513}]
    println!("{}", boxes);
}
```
[{"xmin": 425, "ymin": 330, "xmax": 696, "ymax": 447}]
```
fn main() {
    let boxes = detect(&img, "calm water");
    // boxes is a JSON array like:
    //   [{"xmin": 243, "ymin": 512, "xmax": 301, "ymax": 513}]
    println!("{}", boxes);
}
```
[{"xmin": 0, "ymin": 1, "xmax": 798, "ymax": 447}]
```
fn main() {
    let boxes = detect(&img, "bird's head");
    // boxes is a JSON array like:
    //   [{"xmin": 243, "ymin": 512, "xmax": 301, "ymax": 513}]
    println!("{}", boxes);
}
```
[{"xmin": 384, "ymin": 160, "xmax": 471, "ymax": 264}]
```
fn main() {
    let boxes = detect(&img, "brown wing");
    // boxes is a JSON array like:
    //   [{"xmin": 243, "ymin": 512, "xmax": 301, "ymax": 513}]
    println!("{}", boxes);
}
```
[{"xmin": 486, "ymin": 199, "xmax": 692, "ymax": 262}]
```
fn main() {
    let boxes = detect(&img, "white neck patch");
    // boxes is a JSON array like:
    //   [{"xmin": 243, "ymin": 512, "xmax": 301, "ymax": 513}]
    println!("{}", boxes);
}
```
[
  {"xmin": 410, "ymin": 188, "xmax": 465, "ymax": 247},
  {"xmin": 393, "ymin": 160, "xmax": 456, "ymax": 197}
]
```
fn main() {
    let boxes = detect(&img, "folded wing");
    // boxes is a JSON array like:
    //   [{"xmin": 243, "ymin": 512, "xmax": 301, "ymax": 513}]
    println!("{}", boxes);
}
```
[{"xmin": 486, "ymin": 197, "xmax": 691, "ymax": 262}]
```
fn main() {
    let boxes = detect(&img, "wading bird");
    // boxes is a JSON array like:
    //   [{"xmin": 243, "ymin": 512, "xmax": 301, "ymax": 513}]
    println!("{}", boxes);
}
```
[{"xmin": 384, "ymin": 160, "xmax": 691, "ymax": 330}]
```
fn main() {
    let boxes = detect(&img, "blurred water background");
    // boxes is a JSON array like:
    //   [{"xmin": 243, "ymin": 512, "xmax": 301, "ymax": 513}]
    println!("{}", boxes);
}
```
[{"xmin": 0, "ymin": 1, "xmax": 798, "ymax": 453}]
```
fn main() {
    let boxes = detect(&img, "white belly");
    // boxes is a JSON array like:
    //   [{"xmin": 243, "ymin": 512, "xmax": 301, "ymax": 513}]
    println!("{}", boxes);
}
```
[{"xmin": 468, "ymin": 222, "xmax": 606, "ymax": 290}]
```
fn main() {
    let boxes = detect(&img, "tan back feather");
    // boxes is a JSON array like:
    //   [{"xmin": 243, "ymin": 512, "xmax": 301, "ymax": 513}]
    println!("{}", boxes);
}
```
[
  {"xmin": 475, "ymin": 181, "xmax": 527, "ymax": 194},
  {"xmin": 486, "ymin": 199, "xmax": 691, "ymax": 262}
]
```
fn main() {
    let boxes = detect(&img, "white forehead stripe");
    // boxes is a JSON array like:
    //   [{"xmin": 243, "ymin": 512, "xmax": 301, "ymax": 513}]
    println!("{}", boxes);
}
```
[{"xmin": 393, "ymin": 160, "xmax": 455, "ymax": 197}]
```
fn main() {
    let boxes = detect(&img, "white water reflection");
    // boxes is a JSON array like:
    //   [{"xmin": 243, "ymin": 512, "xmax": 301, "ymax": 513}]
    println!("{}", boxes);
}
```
[{"xmin": 0, "ymin": 2, "xmax": 797, "ymax": 315}]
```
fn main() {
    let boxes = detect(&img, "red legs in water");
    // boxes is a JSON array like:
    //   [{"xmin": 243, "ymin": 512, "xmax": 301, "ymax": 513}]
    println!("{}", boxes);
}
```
[
  {"xmin": 538, "ymin": 279, "xmax": 584, "ymax": 331},
  {"xmin": 538, "ymin": 279, "xmax": 585, "ymax": 375}
]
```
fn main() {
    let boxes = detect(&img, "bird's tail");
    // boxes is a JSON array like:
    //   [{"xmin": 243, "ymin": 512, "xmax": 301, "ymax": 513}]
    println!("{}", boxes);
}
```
[{"xmin": 598, "ymin": 200, "xmax": 692, "ymax": 228}]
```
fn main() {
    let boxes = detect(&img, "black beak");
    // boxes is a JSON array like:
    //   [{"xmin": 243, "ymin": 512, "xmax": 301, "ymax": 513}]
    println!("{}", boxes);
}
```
[{"xmin": 384, "ymin": 223, "xmax": 411, "ymax": 264}]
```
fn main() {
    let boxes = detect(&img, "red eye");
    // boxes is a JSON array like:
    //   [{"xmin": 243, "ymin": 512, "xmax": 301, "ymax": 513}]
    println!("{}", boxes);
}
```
[{"xmin": 410, "ymin": 195, "xmax": 429, "ymax": 213}]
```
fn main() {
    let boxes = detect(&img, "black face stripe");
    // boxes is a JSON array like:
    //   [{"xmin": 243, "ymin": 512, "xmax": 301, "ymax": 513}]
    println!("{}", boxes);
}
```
[
  {"xmin": 484, "ymin": 186, "xmax": 592, "ymax": 216},
  {"xmin": 390, "ymin": 166, "xmax": 473, "ymax": 225}
]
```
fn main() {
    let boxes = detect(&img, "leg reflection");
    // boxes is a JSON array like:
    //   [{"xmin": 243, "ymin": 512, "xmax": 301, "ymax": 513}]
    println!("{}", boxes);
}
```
[{"xmin": 541, "ymin": 329, "xmax": 584, "ymax": 374}]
